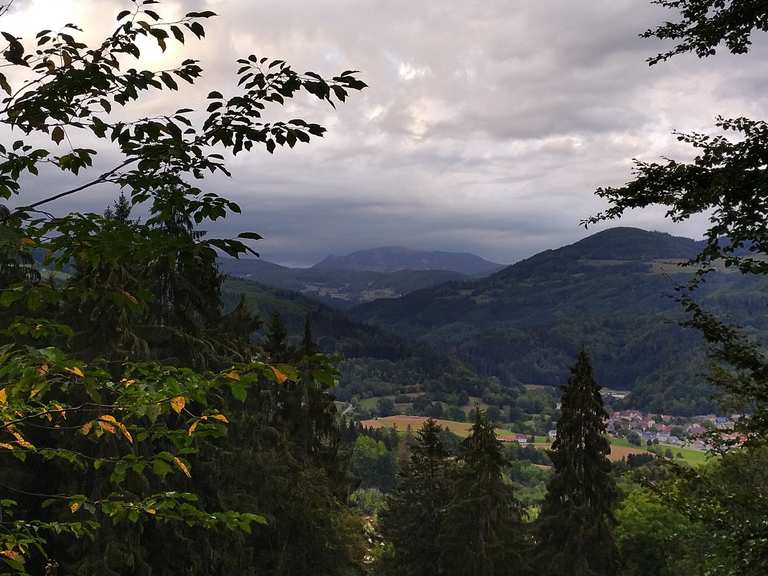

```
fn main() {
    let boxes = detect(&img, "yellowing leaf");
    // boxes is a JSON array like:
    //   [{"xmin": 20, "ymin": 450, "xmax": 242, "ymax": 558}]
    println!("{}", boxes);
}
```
[
  {"xmin": 0, "ymin": 443, "xmax": 14, "ymax": 450},
  {"xmin": 145, "ymin": 508, "xmax": 157, "ymax": 515},
  {"xmin": 173, "ymin": 456, "xmax": 191, "ymax": 479},
  {"xmin": 37, "ymin": 364, "xmax": 49, "ymax": 376},
  {"xmin": 53, "ymin": 402, "xmax": 67, "ymax": 419},
  {"xmin": 120, "ymin": 290, "xmax": 138, "ymax": 304},
  {"xmin": 121, "ymin": 378, "xmax": 136, "ymax": 387},
  {"xmin": 64, "ymin": 366, "xmax": 85, "ymax": 378},
  {"xmin": 97, "ymin": 415, "xmax": 117, "ymax": 434},
  {"xmin": 0, "ymin": 388, "xmax": 6, "ymax": 405},
  {"xmin": 271, "ymin": 366, "xmax": 289, "ymax": 384},
  {"xmin": 80, "ymin": 421, "xmax": 93, "ymax": 435},
  {"xmin": 210, "ymin": 414, "xmax": 229, "ymax": 424},
  {"xmin": 20, "ymin": 237, "xmax": 36, "ymax": 247},
  {"xmin": 30, "ymin": 386, "xmax": 43, "ymax": 399},
  {"xmin": 170, "ymin": 396, "xmax": 185, "ymax": 414},
  {"xmin": 11, "ymin": 430, "xmax": 34, "ymax": 450},
  {"xmin": 70, "ymin": 501, "xmax": 81, "ymax": 513},
  {"xmin": 0, "ymin": 549, "xmax": 22, "ymax": 562},
  {"xmin": 187, "ymin": 420, "xmax": 200, "ymax": 436},
  {"xmin": 224, "ymin": 370, "xmax": 240, "ymax": 381},
  {"xmin": 116, "ymin": 422, "xmax": 133, "ymax": 444}
]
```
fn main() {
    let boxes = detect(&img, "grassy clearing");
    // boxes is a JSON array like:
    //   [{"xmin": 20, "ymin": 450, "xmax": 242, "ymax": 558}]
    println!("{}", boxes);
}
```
[{"xmin": 609, "ymin": 437, "xmax": 710, "ymax": 466}]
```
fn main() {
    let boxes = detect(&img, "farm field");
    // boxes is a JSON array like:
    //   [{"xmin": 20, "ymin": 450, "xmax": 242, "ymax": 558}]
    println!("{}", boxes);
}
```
[
  {"xmin": 360, "ymin": 416, "xmax": 701, "ymax": 463},
  {"xmin": 361, "ymin": 415, "xmax": 521, "ymax": 442}
]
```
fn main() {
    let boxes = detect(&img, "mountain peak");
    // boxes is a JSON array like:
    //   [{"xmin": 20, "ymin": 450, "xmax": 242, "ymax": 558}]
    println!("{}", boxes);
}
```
[
  {"xmin": 553, "ymin": 227, "xmax": 703, "ymax": 262},
  {"xmin": 312, "ymin": 246, "xmax": 503, "ymax": 275}
]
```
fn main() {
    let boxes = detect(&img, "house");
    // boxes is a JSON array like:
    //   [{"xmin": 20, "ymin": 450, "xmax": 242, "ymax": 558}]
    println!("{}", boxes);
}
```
[
  {"xmin": 656, "ymin": 424, "xmax": 673, "ymax": 435},
  {"xmin": 714, "ymin": 417, "xmax": 734, "ymax": 430}
]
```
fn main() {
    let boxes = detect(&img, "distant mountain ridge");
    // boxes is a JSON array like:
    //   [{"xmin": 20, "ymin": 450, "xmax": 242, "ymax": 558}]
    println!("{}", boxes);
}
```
[
  {"xmin": 313, "ymin": 246, "xmax": 504, "ymax": 275},
  {"xmin": 219, "ymin": 246, "xmax": 502, "ymax": 308},
  {"xmin": 219, "ymin": 257, "xmax": 467, "ymax": 309}
]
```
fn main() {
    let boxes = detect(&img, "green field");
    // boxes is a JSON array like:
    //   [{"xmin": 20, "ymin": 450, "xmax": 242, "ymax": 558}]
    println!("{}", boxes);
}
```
[{"xmin": 609, "ymin": 437, "xmax": 710, "ymax": 467}]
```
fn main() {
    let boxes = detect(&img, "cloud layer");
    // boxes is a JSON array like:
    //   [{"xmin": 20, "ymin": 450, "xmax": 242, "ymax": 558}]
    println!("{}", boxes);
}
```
[{"xmin": 6, "ymin": 0, "xmax": 768, "ymax": 265}]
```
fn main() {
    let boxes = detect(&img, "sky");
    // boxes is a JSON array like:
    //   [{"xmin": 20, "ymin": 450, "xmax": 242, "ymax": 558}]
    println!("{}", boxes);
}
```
[{"xmin": 5, "ymin": 0, "xmax": 768, "ymax": 266}]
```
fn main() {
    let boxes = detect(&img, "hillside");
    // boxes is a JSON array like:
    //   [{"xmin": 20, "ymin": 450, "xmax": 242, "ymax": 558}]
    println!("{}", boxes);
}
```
[
  {"xmin": 219, "ymin": 257, "xmax": 466, "ymax": 309},
  {"xmin": 313, "ymin": 246, "xmax": 504, "ymax": 275},
  {"xmin": 351, "ymin": 228, "xmax": 768, "ymax": 415},
  {"xmin": 222, "ymin": 278, "xmax": 517, "ymax": 406}
]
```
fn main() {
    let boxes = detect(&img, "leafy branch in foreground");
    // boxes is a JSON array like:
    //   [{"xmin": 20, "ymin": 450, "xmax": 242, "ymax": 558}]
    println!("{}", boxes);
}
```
[
  {"xmin": 643, "ymin": 0, "xmax": 768, "ymax": 65},
  {"xmin": 0, "ymin": 0, "xmax": 366, "ymax": 573}
]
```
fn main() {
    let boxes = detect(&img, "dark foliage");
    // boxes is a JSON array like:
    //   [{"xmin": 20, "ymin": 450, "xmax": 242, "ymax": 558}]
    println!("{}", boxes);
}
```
[{"xmin": 536, "ymin": 352, "xmax": 619, "ymax": 576}]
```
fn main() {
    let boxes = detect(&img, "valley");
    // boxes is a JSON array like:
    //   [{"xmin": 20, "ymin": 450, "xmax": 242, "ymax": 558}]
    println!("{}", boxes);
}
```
[{"xmin": 225, "ymin": 227, "xmax": 768, "ymax": 416}]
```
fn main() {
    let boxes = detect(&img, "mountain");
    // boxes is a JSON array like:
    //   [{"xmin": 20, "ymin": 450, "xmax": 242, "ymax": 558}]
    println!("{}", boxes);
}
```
[
  {"xmin": 312, "ymin": 246, "xmax": 504, "ymax": 275},
  {"xmin": 351, "ymin": 228, "xmax": 768, "ymax": 415},
  {"xmin": 219, "ymin": 257, "xmax": 467, "ymax": 309}
]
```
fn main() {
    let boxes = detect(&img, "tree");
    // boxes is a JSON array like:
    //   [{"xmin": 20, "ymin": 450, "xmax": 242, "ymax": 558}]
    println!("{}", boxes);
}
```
[
  {"xmin": 301, "ymin": 313, "xmax": 318, "ymax": 357},
  {"xmin": 627, "ymin": 431, "xmax": 642, "ymax": 446},
  {"xmin": 615, "ymin": 481, "xmax": 708, "ymax": 576},
  {"xmin": 350, "ymin": 435, "xmax": 397, "ymax": 492},
  {"xmin": 104, "ymin": 193, "xmax": 132, "ymax": 223},
  {"xmin": 641, "ymin": 0, "xmax": 768, "ymax": 65},
  {"xmin": 587, "ymin": 8, "xmax": 768, "ymax": 572},
  {"xmin": 263, "ymin": 311, "xmax": 289, "ymax": 361},
  {"xmin": 377, "ymin": 397, "xmax": 396, "ymax": 417},
  {"xmin": 440, "ymin": 408, "xmax": 527, "ymax": 576},
  {"xmin": 379, "ymin": 418, "xmax": 456, "ymax": 576},
  {"xmin": 536, "ymin": 352, "xmax": 619, "ymax": 576},
  {"xmin": 0, "ymin": 1, "xmax": 366, "ymax": 572},
  {"xmin": 585, "ymin": 1, "xmax": 768, "ymax": 441}
]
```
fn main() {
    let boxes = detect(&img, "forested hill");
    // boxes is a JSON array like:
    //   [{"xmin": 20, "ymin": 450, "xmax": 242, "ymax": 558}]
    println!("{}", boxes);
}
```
[
  {"xmin": 351, "ymin": 227, "xmax": 768, "ymax": 415},
  {"xmin": 222, "ymin": 278, "xmax": 517, "ymax": 405},
  {"xmin": 313, "ymin": 246, "xmax": 504, "ymax": 275}
]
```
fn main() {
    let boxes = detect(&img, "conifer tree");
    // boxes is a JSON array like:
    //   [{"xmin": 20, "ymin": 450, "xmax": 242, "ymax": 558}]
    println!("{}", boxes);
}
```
[
  {"xmin": 536, "ymin": 351, "xmax": 619, "ymax": 576},
  {"xmin": 263, "ymin": 311, "xmax": 289, "ymax": 360},
  {"xmin": 379, "ymin": 418, "xmax": 455, "ymax": 576},
  {"xmin": 440, "ymin": 408, "xmax": 527, "ymax": 576},
  {"xmin": 302, "ymin": 313, "xmax": 318, "ymax": 357},
  {"xmin": 104, "ymin": 193, "xmax": 132, "ymax": 223}
]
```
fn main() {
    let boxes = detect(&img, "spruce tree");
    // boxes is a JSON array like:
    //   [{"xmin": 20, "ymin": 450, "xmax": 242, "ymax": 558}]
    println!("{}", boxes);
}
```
[
  {"xmin": 379, "ymin": 418, "xmax": 455, "ymax": 576},
  {"xmin": 440, "ymin": 408, "xmax": 527, "ymax": 576},
  {"xmin": 103, "ymin": 193, "xmax": 132, "ymax": 222},
  {"xmin": 263, "ymin": 311, "xmax": 289, "ymax": 360},
  {"xmin": 536, "ymin": 351, "xmax": 619, "ymax": 576},
  {"xmin": 302, "ymin": 313, "xmax": 318, "ymax": 357}
]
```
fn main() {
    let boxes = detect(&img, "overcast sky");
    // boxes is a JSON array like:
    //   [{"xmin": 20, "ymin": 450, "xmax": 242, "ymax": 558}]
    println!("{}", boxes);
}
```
[{"xmin": 6, "ymin": 0, "xmax": 768, "ymax": 266}]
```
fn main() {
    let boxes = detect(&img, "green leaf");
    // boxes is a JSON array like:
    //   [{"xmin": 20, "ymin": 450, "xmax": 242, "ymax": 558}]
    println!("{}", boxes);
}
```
[
  {"xmin": 51, "ymin": 126, "xmax": 65, "ymax": 144},
  {"xmin": 152, "ymin": 458, "xmax": 173, "ymax": 479},
  {"xmin": 0, "ymin": 72, "xmax": 10, "ymax": 95},
  {"xmin": 237, "ymin": 232, "xmax": 262, "ymax": 240},
  {"xmin": 160, "ymin": 72, "xmax": 178, "ymax": 90},
  {"xmin": 230, "ymin": 379, "xmax": 247, "ymax": 402}
]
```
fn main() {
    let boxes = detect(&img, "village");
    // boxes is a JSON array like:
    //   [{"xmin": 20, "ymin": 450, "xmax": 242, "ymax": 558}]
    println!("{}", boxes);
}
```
[{"xmin": 598, "ymin": 409, "xmax": 745, "ymax": 451}]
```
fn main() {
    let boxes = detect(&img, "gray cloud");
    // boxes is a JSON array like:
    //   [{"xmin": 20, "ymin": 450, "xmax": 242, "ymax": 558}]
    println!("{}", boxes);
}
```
[{"xmin": 5, "ymin": 0, "xmax": 768, "ymax": 265}]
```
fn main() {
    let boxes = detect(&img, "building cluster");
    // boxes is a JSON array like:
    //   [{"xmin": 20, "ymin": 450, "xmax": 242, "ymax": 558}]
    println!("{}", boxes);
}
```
[{"xmin": 604, "ymin": 410, "xmax": 744, "ymax": 450}]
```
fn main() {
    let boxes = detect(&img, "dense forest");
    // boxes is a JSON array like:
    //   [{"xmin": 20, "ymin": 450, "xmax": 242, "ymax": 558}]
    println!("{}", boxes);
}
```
[{"xmin": 1, "ymin": 1, "xmax": 768, "ymax": 575}]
